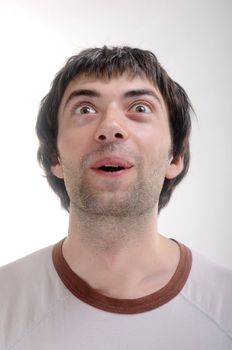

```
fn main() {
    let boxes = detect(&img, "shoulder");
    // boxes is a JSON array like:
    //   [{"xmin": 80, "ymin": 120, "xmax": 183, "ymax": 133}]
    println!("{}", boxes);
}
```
[
  {"xmin": 0, "ymin": 243, "xmax": 67, "ymax": 349},
  {"xmin": 0, "ymin": 244, "xmax": 53, "ymax": 277},
  {"xmin": 0, "ymin": 244, "xmax": 57, "ymax": 294},
  {"xmin": 181, "ymin": 249, "xmax": 232, "ymax": 338}
]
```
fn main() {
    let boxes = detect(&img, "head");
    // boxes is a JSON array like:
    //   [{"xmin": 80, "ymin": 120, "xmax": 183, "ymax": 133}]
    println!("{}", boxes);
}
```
[{"xmin": 36, "ymin": 46, "xmax": 192, "ymax": 213}]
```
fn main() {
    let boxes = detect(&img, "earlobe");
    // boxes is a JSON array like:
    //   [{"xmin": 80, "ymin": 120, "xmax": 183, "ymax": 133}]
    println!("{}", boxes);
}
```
[
  {"xmin": 51, "ymin": 160, "xmax": 64, "ymax": 179},
  {"xmin": 165, "ymin": 155, "xmax": 184, "ymax": 179}
]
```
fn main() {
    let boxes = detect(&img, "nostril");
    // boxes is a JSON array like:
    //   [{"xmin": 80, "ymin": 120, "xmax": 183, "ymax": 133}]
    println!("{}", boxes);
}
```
[
  {"xmin": 98, "ymin": 135, "xmax": 107, "ymax": 140},
  {"xmin": 115, "ymin": 133, "xmax": 123, "ymax": 139},
  {"xmin": 98, "ymin": 133, "xmax": 123, "ymax": 141}
]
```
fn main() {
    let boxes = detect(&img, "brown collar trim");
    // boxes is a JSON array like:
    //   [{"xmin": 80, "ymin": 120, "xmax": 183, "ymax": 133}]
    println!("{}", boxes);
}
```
[{"xmin": 52, "ymin": 238, "xmax": 192, "ymax": 314}]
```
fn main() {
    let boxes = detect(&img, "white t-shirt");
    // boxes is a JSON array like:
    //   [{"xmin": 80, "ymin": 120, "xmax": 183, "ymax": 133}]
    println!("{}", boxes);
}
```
[{"xmin": 0, "ymin": 239, "xmax": 231, "ymax": 350}]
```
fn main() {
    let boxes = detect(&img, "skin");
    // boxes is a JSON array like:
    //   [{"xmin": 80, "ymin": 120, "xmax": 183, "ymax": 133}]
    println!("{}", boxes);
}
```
[{"xmin": 51, "ymin": 73, "xmax": 184, "ymax": 299}]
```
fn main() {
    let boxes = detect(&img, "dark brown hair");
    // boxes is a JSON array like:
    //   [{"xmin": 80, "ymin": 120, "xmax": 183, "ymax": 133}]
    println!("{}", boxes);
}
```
[{"xmin": 36, "ymin": 46, "xmax": 192, "ymax": 212}]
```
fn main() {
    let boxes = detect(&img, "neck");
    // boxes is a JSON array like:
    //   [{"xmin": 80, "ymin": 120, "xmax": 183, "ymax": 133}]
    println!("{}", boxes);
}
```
[
  {"xmin": 68, "ymin": 204, "xmax": 158, "ymax": 253},
  {"xmin": 62, "ymin": 205, "xmax": 180, "ymax": 299}
]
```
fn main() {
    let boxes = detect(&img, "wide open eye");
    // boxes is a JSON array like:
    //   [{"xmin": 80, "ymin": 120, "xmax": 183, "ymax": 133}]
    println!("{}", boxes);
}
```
[
  {"xmin": 129, "ymin": 103, "xmax": 152, "ymax": 113},
  {"xmin": 74, "ymin": 104, "xmax": 97, "ymax": 115}
]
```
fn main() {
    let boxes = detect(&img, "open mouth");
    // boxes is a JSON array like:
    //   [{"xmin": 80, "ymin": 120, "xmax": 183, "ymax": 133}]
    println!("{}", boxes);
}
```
[
  {"xmin": 92, "ymin": 157, "xmax": 133, "ymax": 176},
  {"xmin": 99, "ymin": 165, "xmax": 125, "ymax": 172}
]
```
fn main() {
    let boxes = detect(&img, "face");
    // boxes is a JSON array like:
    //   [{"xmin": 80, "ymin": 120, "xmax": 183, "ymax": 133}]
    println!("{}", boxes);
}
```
[{"xmin": 52, "ymin": 74, "xmax": 183, "ymax": 217}]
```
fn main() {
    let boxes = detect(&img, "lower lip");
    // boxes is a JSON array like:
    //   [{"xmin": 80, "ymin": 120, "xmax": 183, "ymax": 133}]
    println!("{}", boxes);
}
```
[{"xmin": 91, "ymin": 167, "xmax": 133, "ymax": 177}]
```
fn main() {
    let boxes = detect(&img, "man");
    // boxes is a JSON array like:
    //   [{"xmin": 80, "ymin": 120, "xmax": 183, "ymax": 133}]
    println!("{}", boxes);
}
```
[{"xmin": 0, "ymin": 46, "xmax": 231, "ymax": 349}]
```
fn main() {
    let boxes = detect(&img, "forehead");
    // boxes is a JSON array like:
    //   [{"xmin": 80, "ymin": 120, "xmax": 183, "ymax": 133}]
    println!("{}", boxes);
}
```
[{"xmin": 59, "ymin": 73, "xmax": 166, "ymax": 110}]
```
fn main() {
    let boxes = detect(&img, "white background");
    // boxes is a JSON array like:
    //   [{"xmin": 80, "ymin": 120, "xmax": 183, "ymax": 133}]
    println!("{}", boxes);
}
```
[{"xmin": 0, "ymin": 0, "xmax": 231, "ymax": 268}]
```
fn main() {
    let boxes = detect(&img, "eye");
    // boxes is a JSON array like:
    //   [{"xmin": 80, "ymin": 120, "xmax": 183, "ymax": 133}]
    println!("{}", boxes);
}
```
[
  {"xmin": 74, "ymin": 104, "xmax": 97, "ymax": 115},
  {"xmin": 129, "ymin": 103, "xmax": 152, "ymax": 113}
]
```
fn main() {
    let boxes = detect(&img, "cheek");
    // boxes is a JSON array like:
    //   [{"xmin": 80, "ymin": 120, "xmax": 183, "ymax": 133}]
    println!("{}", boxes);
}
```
[
  {"xmin": 57, "ymin": 128, "xmax": 88, "ymax": 159},
  {"xmin": 132, "ymin": 123, "xmax": 171, "ymax": 156}
]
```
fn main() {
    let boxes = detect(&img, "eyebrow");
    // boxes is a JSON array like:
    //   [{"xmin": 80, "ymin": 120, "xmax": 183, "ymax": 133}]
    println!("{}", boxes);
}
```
[
  {"xmin": 64, "ymin": 88, "xmax": 161, "ymax": 109},
  {"xmin": 123, "ymin": 89, "xmax": 161, "ymax": 103},
  {"xmin": 64, "ymin": 89, "xmax": 101, "ymax": 108}
]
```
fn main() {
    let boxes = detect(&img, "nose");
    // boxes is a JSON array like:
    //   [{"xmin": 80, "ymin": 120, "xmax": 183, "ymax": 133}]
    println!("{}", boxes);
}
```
[{"xmin": 94, "ymin": 110, "xmax": 129, "ymax": 143}]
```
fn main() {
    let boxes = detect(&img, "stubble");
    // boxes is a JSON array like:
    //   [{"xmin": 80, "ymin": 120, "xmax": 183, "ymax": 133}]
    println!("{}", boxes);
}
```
[{"xmin": 60, "ymin": 143, "xmax": 170, "ymax": 250}]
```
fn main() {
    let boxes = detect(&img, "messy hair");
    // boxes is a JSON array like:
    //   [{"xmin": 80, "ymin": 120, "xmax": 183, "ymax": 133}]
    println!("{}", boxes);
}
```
[{"xmin": 36, "ymin": 46, "xmax": 192, "ymax": 212}]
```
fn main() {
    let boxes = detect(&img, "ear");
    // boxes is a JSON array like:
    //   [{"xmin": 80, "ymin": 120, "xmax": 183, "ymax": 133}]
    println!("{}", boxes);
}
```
[
  {"xmin": 51, "ymin": 159, "xmax": 64, "ymax": 179},
  {"xmin": 165, "ymin": 155, "xmax": 184, "ymax": 180}
]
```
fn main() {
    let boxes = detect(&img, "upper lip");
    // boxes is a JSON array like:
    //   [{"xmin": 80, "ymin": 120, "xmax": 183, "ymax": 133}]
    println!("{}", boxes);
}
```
[{"xmin": 91, "ymin": 156, "xmax": 134, "ymax": 169}]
